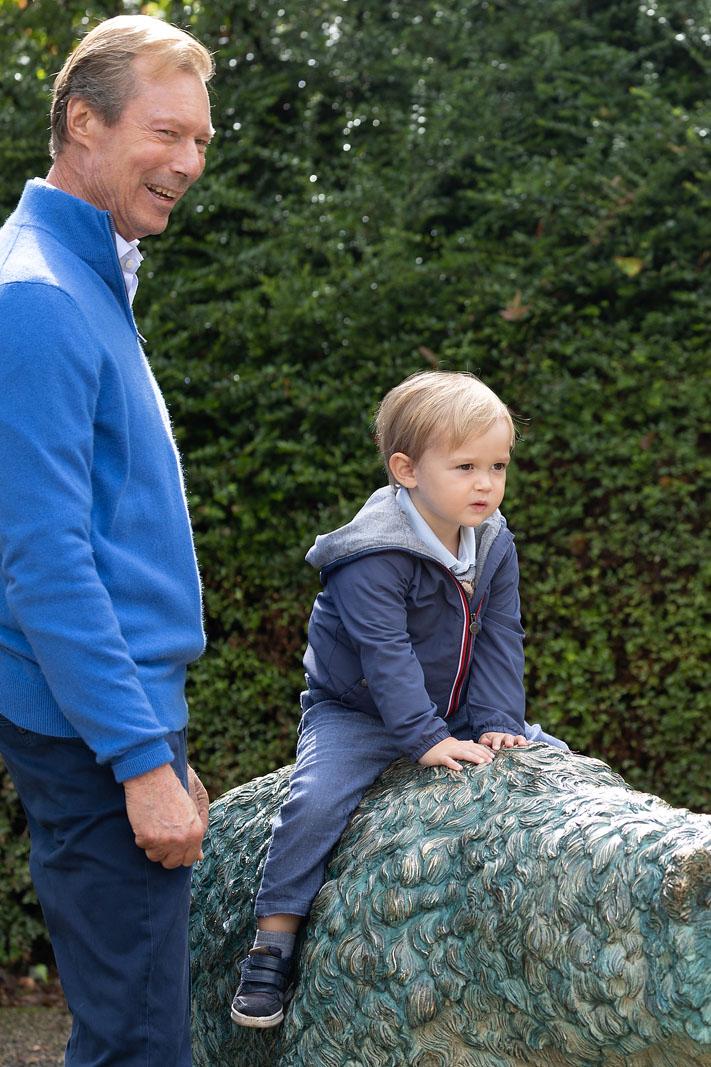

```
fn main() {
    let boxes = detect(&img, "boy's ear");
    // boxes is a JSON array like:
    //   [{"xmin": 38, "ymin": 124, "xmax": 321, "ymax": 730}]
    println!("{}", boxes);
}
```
[{"xmin": 389, "ymin": 452, "xmax": 417, "ymax": 488}]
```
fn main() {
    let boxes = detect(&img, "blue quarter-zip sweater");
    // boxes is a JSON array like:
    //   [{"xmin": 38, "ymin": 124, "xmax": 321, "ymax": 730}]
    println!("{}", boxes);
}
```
[{"xmin": 0, "ymin": 180, "xmax": 205, "ymax": 782}]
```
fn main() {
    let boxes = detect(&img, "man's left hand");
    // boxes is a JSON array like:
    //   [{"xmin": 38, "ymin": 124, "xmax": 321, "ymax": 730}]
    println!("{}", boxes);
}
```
[{"xmin": 188, "ymin": 765, "xmax": 210, "ymax": 834}]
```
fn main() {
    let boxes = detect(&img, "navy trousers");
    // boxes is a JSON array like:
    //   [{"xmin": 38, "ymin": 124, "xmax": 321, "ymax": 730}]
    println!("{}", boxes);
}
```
[{"xmin": 0, "ymin": 715, "xmax": 193, "ymax": 1067}]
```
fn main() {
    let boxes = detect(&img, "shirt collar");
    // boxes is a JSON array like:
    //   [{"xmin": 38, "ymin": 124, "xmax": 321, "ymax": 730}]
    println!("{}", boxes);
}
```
[
  {"xmin": 396, "ymin": 487, "xmax": 476, "ymax": 575},
  {"xmin": 114, "ymin": 233, "xmax": 143, "ymax": 305}
]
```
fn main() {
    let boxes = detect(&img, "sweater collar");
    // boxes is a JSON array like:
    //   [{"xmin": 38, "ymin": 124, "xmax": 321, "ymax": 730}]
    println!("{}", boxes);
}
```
[{"xmin": 15, "ymin": 179, "xmax": 129, "ymax": 313}]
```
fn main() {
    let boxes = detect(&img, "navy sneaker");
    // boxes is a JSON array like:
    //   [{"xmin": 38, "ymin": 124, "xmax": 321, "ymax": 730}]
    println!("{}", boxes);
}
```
[{"xmin": 230, "ymin": 946, "xmax": 293, "ymax": 1029}]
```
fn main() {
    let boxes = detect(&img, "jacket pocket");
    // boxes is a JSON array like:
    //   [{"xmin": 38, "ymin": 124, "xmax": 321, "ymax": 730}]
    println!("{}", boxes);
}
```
[{"xmin": 338, "ymin": 675, "xmax": 368, "ymax": 706}]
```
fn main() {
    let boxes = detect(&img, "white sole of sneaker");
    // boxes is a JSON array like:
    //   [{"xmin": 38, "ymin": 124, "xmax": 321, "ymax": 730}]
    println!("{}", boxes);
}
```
[{"xmin": 230, "ymin": 1005, "xmax": 284, "ymax": 1029}]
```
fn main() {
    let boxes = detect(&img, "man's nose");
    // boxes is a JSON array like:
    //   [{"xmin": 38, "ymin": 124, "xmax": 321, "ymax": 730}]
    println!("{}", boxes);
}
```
[{"xmin": 171, "ymin": 140, "xmax": 205, "ymax": 183}]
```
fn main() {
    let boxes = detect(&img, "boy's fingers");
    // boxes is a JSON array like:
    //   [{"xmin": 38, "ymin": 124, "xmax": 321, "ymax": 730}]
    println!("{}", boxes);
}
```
[{"xmin": 461, "ymin": 750, "xmax": 493, "ymax": 764}]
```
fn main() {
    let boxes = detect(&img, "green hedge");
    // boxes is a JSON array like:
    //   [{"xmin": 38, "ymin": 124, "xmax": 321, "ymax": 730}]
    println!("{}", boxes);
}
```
[{"xmin": 0, "ymin": 0, "xmax": 708, "ymax": 964}]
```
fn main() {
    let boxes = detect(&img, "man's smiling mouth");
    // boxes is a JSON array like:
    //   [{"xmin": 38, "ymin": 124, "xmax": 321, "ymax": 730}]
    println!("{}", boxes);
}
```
[{"xmin": 145, "ymin": 182, "xmax": 178, "ymax": 202}]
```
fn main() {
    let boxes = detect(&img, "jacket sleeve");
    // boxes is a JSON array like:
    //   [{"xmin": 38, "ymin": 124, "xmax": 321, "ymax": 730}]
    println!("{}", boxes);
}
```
[
  {"xmin": 324, "ymin": 553, "xmax": 451, "ymax": 761},
  {"xmin": 466, "ymin": 540, "xmax": 527, "ymax": 737},
  {"xmin": 0, "ymin": 283, "xmax": 174, "ymax": 781}
]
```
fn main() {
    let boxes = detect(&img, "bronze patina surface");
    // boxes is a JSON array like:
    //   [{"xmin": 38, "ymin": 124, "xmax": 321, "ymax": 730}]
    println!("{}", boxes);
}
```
[{"xmin": 191, "ymin": 744, "xmax": 711, "ymax": 1067}]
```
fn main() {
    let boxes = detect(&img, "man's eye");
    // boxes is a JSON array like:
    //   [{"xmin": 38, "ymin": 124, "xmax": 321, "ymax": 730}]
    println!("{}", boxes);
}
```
[{"xmin": 158, "ymin": 129, "xmax": 177, "ymax": 138}]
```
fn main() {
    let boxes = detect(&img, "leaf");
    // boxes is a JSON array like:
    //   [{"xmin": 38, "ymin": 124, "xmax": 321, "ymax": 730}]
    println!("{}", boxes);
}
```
[
  {"xmin": 499, "ymin": 290, "xmax": 531, "ymax": 321},
  {"xmin": 613, "ymin": 257, "xmax": 644, "ymax": 277},
  {"xmin": 418, "ymin": 345, "xmax": 439, "ymax": 367}
]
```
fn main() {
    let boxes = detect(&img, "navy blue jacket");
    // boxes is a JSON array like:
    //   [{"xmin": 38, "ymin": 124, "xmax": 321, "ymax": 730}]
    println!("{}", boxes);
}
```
[{"xmin": 303, "ymin": 487, "xmax": 527, "ymax": 762}]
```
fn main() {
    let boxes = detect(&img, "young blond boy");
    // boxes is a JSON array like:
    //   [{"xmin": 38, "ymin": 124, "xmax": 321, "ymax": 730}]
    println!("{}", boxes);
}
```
[{"xmin": 231, "ymin": 371, "xmax": 567, "ymax": 1028}]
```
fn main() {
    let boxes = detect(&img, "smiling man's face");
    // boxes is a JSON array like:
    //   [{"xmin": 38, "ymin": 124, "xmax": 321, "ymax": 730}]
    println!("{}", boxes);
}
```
[{"xmin": 73, "ymin": 53, "xmax": 213, "ymax": 240}]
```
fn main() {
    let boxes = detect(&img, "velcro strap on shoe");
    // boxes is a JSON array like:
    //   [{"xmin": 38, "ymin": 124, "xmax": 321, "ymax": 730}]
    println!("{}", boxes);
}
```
[{"xmin": 242, "ymin": 951, "xmax": 291, "ymax": 985}]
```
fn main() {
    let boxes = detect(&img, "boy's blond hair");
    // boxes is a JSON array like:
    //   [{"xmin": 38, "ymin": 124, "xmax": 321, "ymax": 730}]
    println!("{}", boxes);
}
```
[
  {"xmin": 50, "ymin": 15, "xmax": 214, "ymax": 159},
  {"xmin": 374, "ymin": 371, "xmax": 515, "ymax": 485}
]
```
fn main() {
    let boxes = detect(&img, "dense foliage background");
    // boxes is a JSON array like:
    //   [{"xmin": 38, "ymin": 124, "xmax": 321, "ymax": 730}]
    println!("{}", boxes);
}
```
[{"xmin": 0, "ymin": 0, "xmax": 708, "ymax": 964}]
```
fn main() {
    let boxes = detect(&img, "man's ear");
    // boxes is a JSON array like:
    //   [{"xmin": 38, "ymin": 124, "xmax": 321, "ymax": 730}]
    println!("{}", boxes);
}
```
[
  {"xmin": 64, "ymin": 96, "xmax": 101, "ymax": 147},
  {"xmin": 388, "ymin": 452, "xmax": 417, "ymax": 488}
]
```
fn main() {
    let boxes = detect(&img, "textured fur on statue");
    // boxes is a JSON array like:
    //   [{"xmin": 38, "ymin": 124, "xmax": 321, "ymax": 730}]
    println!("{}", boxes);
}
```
[{"xmin": 190, "ymin": 744, "xmax": 711, "ymax": 1067}]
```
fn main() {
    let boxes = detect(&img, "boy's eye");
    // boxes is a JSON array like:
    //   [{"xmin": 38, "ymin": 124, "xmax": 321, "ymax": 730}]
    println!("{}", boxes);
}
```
[
  {"xmin": 492, "ymin": 462, "xmax": 508, "ymax": 472},
  {"xmin": 458, "ymin": 463, "xmax": 474, "ymax": 471}
]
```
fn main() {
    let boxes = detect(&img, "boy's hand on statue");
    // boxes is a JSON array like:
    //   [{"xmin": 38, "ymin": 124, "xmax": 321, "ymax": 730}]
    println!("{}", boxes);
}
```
[
  {"xmin": 479, "ymin": 731, "xmax": 528, "ymax": 751},
  {"xmin": 124, "ymin": 764, "xmax": 206, "ymax": 869},
  {"xmin": 419, "ymin": 737, "xmax": 495, "ymax": 771}
]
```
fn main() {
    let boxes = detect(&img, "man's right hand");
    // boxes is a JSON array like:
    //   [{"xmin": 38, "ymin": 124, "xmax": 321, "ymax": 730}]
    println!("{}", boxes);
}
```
[
  {"xmin": 418, "ymin": 737, "xmax": 495, "ymax": 772},
  {"xmin": 123, "ymin": 764, "xmax": 205, "ymax": 868}
]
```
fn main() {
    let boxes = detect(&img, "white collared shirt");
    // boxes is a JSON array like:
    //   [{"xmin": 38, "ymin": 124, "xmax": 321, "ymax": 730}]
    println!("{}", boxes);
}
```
[
  {"xmin": 396, "ymin": 487, "xmax": 476, "ymax": 576},
  {"xmin": 114, "ymin": 233, "xmax": 143, "ymax": 306}
]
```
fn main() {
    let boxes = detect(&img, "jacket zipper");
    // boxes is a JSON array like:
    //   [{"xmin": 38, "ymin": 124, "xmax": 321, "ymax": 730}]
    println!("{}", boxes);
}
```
[{"xmin": 444, "ymin": 573, "xmax": 483, "ymax": 718}]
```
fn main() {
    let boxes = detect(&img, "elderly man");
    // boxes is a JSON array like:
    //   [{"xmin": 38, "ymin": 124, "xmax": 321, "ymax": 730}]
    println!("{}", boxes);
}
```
[{"xmin": 0, "ymin": 16, "xmax": 214, "ymax": 1065}]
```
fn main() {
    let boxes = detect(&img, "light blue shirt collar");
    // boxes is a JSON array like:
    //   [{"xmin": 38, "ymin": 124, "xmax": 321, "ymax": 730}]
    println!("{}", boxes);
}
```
[{"xmin": 396, "ymin": 487, "xmax": 476, "ymax": 576}]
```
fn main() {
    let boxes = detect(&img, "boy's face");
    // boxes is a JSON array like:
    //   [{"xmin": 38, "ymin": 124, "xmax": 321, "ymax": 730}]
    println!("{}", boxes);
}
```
[{"xmin": 390, "ymin": 418, "xmax": 512, "ymax": 554}]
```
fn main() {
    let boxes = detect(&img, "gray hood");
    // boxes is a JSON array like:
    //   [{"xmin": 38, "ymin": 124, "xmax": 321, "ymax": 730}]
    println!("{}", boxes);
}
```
[{"xmin": 305, "ymin": 486, "xmax": 505, "ymax": 587}]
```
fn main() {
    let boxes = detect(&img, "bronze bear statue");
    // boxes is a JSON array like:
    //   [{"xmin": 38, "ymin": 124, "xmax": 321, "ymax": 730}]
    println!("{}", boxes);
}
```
[{"xmin": 190, "ymin": 744, "xmax": 711, "ymax": 1066}]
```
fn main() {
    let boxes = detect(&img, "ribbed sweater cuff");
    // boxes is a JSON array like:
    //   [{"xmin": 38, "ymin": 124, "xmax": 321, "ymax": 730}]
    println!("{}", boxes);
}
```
[{"xmin": 111, "ymin": 738, "xmax": 175, "ymax": 783}]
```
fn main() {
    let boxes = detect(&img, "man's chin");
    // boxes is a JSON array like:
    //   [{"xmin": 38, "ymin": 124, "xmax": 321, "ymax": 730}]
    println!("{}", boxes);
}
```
[{"xmin": 132, "ymin": 215, "xmax": 172, "ymax": 240}]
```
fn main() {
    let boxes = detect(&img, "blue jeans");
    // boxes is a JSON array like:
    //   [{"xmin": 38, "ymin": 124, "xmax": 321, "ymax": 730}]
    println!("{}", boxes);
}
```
[
  {"xmin": 0, "ymin": 715, "xmax": 193, "ymax": 1067},
  {"xmin": 255, "ymin": 701, "xmax": 567, "ymax": 918}
]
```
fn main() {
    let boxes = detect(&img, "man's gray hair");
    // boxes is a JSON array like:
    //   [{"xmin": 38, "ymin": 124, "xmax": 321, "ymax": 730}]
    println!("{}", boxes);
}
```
[{"xmin": 50, "ymin": 14, "xmax": 214, "ymax": 159}]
